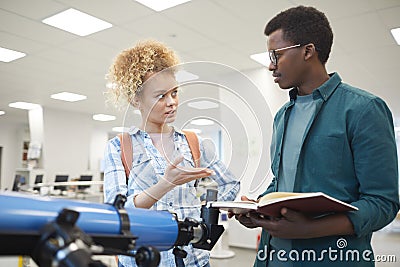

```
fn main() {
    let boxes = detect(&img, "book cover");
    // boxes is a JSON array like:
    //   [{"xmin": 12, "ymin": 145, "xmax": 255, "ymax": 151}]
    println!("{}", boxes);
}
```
[{"xmin": 209, "ymin": 192, "xmax": 358, "ymax": 217}]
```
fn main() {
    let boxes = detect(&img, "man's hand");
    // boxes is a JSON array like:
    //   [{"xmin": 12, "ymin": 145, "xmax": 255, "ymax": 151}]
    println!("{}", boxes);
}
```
[
  {"xmin": 231, "ymin": 196, "xmax": 260, "ymax": 228},
  {"xmin": 248, "ymin": 207, "xmax": 313, "ymax": 239}
]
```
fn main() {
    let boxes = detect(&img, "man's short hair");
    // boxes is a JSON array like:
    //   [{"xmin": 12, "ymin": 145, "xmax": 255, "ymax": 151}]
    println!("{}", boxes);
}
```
[{"xmin": 264, "ymin": 6, "xmax": 333, "ymax": 65}]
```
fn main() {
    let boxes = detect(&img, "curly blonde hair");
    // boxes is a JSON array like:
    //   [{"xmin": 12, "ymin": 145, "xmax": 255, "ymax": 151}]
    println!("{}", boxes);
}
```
[{"xmin": 106, "ymin": 40, "xmax": 180, "ymax": 108}]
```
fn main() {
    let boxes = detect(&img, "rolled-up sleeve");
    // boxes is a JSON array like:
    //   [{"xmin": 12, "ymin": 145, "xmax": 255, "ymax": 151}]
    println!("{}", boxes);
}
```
[
  {"xmin": 103, "ymin": 137, "xmax": 130, "ymax": 204},
  {"xmin": 346, "ymin": 98, "xmax": 400, "ymax": 237},
  {"xmin": 199, "ymin": 138, "xmax": 240, "ymax": 201}
]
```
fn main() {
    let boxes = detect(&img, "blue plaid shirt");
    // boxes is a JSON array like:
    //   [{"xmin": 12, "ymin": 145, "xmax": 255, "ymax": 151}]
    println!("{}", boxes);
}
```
[{"xmin": 104, "ymin": 127, "xmax": 240, "ymax": 267}]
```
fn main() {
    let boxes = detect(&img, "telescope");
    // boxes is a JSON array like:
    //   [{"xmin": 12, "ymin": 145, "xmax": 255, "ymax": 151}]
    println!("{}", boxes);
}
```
[{"xmin": 0, "ymin": 189, "xmax": 223, "ymax": 267}]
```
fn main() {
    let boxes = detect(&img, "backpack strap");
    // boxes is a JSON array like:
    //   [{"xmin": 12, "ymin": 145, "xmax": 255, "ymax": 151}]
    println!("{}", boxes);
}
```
[
  {"xmin": 118, "ymin": 133, "xmax": 132, "ymax": 183},
  {"xmin": 118, "ymin": 130, "xmax": 201, "ymax": 183},
  {"xmin": 182, "ymin": 130, "xmax": 200, "ymax": 168}
]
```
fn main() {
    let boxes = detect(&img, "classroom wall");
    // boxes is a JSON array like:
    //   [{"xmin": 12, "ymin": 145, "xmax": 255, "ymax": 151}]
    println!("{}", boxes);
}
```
[
  {"xmin": 217, "ymin": 67, "xmax": 288, "ymax": 249},
  {"xmin": 42, "ymin": 107, "xmax": 95, "ymax": 182},
  {"xmin": 0, "ymin": 119, "xmax": 26, "ymax": 190}
]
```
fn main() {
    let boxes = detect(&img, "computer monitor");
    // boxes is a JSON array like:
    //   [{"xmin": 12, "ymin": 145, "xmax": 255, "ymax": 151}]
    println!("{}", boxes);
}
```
[
  {"xmin": 54, "ymin": 175, "xmax": 69, "ymax": 191},
  {"xmin": 33, "ymin": 174, "xmax": 43, "ymax": 191},
  {"xmin": 78, "ymin": 175, "xmax": 93, "ymax": 191}
]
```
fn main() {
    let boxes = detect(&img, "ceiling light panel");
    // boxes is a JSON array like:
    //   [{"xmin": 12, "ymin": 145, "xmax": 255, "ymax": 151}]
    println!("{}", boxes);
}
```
[
  {"xmin": 391, "ymin": 27, "xmax": 400, "ymax": 45},
  {"xmin": 9, "ymin": 102, "xmax": 41, "ymax": 110},
  {"xmin": 51, "ymin": 92, "xmax": 87, "ymax": 102},
  {"xmin": 190, "ymin": 118, "xmax": 214, "ymax": 126},
  {"xmin": 135, "ymin": 0, "xmax": 191, "ymax": 11},
  {"xmin": 42, "ymin": 8, "xmax": 112, "ymax": 36},
  {"xmin": 0, "ymin": 47, "xmax": 26, "ymax": 62},
  {"xmin": 187, "ymin": 100, "xmax": 219, "ymax": 110},
  {"xmin": 92, "ymin": 114, "xmax": 116, "ymax": 121},
  {"xmin": 250, "ymin": 52, "xmax": 269, "ymax": 67}
]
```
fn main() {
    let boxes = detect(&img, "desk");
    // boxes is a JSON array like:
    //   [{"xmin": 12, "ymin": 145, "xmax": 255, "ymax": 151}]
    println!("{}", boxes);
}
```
[{"xmin": 23, "ymin": 181, "xmax": 104, "ymax": 202}]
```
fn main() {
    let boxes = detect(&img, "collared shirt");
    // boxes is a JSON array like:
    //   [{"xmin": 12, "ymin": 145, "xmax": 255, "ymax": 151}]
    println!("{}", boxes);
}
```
[
  {"xmin": 269, "ymin": 93, "xmax": 316, "ymax": 266},
  {"xmin": 104, "ymin": 127, "xmax": 240, "ymax": 267},
  {"xmin": 256, "ymin": 73, "xmax": 399, "ymax": 267}
]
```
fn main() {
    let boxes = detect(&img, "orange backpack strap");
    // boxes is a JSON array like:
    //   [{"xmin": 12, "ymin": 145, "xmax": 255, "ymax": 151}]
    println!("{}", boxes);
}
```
[
  {"xmin": 118, "ymin": 130, "xmax": 200, "ymax": 185},
  {"xmin": 118, "ymin": 133, "xmax": 133, "ymax": 182},
  {"xmin": 182, "ymin": 130, "xmax": 201, "ymax": 168}
]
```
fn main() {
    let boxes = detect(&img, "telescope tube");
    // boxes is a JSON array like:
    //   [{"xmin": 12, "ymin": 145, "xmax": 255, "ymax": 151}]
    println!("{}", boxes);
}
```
[{"xmin": 0, "ymin": 192, "xmax": 178, "ymax": 251}]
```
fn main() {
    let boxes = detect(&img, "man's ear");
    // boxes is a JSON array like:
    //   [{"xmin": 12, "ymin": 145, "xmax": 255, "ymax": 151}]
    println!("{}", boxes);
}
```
[{"xmin": 304, "ymin": 43, "xmax": 316, "ymax": 61}]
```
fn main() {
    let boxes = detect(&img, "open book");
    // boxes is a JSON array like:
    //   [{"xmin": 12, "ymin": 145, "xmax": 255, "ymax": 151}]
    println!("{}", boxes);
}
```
[{"xmin": 209, "ymin": 192, "xmax": 358, "ymax": 217}]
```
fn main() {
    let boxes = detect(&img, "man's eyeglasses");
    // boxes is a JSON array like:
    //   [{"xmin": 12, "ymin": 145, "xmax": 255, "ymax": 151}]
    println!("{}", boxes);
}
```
[{"xmin": 268, "ymin": 44, "xmax": 302, "ymax": 66}]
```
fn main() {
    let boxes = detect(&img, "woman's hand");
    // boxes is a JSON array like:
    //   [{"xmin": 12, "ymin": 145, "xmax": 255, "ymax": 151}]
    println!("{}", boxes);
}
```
[
  {"xmin": 161, "ymin": 156, "xmax": 215, "ymax": 190},
  {"xmin": 134, "ymin": 156, "xmax": 214, "ymax": 209}
]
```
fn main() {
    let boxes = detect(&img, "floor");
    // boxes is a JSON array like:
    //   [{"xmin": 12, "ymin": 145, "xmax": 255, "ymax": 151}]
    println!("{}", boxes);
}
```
[{"xmin": 210, "ymin": 230, "xmax": 400, "ymax": 267}]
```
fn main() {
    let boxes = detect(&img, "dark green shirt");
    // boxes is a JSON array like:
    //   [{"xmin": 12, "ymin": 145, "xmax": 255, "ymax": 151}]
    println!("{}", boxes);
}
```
[{"xmin": 255, "ymin": 73, "xmax": 399, "ymax": 267}]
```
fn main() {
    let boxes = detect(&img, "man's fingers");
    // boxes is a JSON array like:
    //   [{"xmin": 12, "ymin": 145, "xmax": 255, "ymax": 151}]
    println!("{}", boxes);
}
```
[{"xmin": 280, "ymin": 207, "xmax": 305, "ymax": 222}]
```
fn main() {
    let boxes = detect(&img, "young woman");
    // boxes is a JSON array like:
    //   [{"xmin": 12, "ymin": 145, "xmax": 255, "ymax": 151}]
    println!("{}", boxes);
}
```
[{"xmin": 103, "ymin": 40, "xmax": 240, "ymax": 267}]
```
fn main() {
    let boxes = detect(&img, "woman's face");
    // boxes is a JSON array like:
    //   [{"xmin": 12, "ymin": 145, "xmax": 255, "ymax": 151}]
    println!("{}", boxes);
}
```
[{"xmin": 136, "ymin": 71, "xmax": 179, "ymax": 130}]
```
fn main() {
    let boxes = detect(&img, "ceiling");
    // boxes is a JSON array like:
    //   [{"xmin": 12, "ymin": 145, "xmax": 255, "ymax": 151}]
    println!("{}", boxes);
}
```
[{"xmin": 1, "ymin": 0, "xmax": 400, "ymax": 128}]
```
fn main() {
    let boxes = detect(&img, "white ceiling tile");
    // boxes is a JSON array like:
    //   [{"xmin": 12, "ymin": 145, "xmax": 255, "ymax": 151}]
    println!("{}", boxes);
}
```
[
  {"xmin": 0, "ymin": 0, "xmax": 67, "ymax": 20},
  {"xmin": 377, "ymin": 6, "xmax": 400, "ymax": 29},
  {"xmin": 291, "ymin": 0, "xmax": 376, "ymax": 20},
  {"xmin": 0, "ymin": 31, "xmax": 48, "ymax": 53},
  {"xmin": 55, "ymin": 0, "xmax": 155, "ymax": 24},
  {"xmin": 333, "ymin": 12, "xmax": 394, "ymax": 52},
  {"xmin": 211, "ymin": 0, "xmax": 294, "ymax": 27},
  {"xmin": 366, "ymin": 0, "xmax": 400, "ymax": 10},
  {"xmin": 87, "ymin": 26, "xmax": 142, "ymax": 50},
  {"xmin": 188, "ymin": 45, "xmax": 257, "ymax": 71},
  {"xmin": 122, "ymin": 14, "xmax": 216, "ymax": 52},
  {"xmin": 162, "ymin": 0, "xmax": 247, "ymax": 43},
  {"xmin": 0, "ymin": 9, "xmax": 78, "ymax": 45}
]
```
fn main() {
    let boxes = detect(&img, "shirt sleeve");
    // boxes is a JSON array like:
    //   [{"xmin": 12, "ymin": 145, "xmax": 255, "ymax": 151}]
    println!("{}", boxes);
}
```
[
  {"xmin": 199, "ymin": 137, "xmax": 240, "ymax": 201},
  {"xmin": 103, "ymin": 137, "xmax": 132, "ymax": 204},
  {"xmin": 346, "ymin": 97, "xmax": 400, "ymax": 237}
]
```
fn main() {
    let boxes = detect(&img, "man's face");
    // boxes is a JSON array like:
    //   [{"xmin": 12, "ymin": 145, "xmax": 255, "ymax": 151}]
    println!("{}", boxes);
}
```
[{"xmin": 267, "ymin": 29, "xmax": 305, "ymax": 90}]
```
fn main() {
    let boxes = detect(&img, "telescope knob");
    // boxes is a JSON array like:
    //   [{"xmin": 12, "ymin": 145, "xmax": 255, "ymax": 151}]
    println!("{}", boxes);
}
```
[{"xmin": 135, "ymin": 246, "xmax": 160, "ymax": 267}]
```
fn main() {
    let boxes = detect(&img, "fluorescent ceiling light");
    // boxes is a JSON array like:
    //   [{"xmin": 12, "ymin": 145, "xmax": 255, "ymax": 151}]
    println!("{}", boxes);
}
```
[
  {"xmin": 42, "ymin": 8, "xmax": 112, "ymax": 36},
  {"xmin": 183, "ymin": 128, "xmax": 202, "ymax": 134},
  {"xmin": 9, "ymin": 102, "xmax": 41, "ymax": 110},
  {"xmin": 93, "ymin": 114, "xmax": 116, "ymax": 121},
  {"xmin": 187, "ymin": 100, "xmax": 219, "ymax": 110},
  {"xmin": 0, "ymin": 47, "xmax": 26, "ymax": 62},
  {"xmin": 51, "ymin": 92, "xmax": 87, "ymax": 102},
  {"xmin": 250, "ymin": 52, "xmax": 269, "ymax": 67},
  {"xmin": 112, "ymin": 127, "xmax": 130, "ymax": 132},
  {"xmin": 175, "ymin": 70, "xmax": 199, "ymax": 83},
  {"xmin": 135, "ymin": 0, "xmax": 191, "ymax": 11},
  {"xmin": 390, "ymin": 27, "xmax": 400, "ymax": 45},
  {"xmin": 190, "ymin": 118, "xmax": 214, "ymax": 126},
  {"xmin": 0, "ymin": 111, "xmax": 5, "ymax": 116}
]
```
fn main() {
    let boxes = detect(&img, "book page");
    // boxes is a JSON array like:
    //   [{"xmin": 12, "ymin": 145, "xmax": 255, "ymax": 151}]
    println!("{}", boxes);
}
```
[{"xmin": 259, "ymin": 192, "xmax": 314, "ymax": 205}]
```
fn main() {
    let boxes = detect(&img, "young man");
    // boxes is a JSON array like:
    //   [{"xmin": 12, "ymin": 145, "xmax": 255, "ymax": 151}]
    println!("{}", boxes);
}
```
[{"xmin": 236, "ymin": 6, "xmax": 399, "ymax": 267}]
